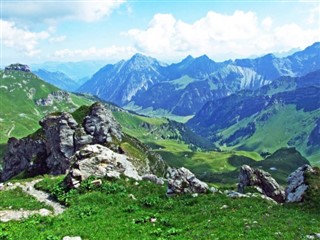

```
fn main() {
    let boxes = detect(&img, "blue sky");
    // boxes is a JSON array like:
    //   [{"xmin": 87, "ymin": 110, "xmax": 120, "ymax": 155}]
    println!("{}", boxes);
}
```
[{"xmin": 1, "ymin": 0, "xmax": 319, "ymax": 65}]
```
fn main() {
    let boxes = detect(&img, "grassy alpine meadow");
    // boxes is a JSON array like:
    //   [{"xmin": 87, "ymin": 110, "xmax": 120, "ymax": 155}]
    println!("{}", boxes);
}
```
[
  {"xmin": 0, "ymin": 176, "xmax": 319, "ymax": 240},
  {"xmin": 0, "ymin": 70, "xmax": 92, "ymax": 145}
]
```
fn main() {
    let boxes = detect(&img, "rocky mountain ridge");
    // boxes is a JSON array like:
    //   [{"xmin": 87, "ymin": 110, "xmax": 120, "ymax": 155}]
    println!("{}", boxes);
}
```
[{"xmin": 78, "ymin": 42, "xmax": 320, "ymax": 116}]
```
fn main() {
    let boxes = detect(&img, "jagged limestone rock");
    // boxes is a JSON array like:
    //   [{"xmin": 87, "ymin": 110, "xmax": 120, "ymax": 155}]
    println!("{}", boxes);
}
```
[
  {"xmin": 65, "ymin": 144, "xmax": 142, "ymax": 188},
  {"xmin": 285, "ymin": 164, "xmax": 314, "ymax": 203},
  {"xmin": 84, "ymin": 102, "xmax": 122, "ymax": 145},
  {"xmin": 166, "ymin": 167, "xmax": 210, "ymax": 196},
  {"xmin": 40, "ymin": 112, "xmax": 78, "ymax": 175},
  {"xmin": 238, "ymin": 165, "xmax": 285, "ymax": 203}
]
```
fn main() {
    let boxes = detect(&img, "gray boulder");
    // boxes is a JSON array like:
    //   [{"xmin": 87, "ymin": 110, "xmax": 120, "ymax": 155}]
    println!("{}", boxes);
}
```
[
  {"xmin": 142, "ymin": 174, "xmax": 164, "ymax": 185},
  {"xmin": 285, "ymin": 164, "xmax": 314, "ymax": 203},
  {"xmin": 238, "ymin": 165, "xmax": 285, "ymax": 203},
  {"xmin": 65, "ymin": 144, "xmax": 142, "ymax": 188},
  {"xmin": 166, "ymin": 167, "xmax": 210, "ymax": 196}
]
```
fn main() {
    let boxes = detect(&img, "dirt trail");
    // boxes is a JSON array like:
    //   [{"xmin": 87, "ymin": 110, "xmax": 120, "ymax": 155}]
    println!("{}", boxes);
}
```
[
  {"xmin": 0, "ymin": 179, "xmax": 66, "ymax": 222},
  {"xmin": 7, "ymin": 124, "xmax": 15, "ymax": 137}
]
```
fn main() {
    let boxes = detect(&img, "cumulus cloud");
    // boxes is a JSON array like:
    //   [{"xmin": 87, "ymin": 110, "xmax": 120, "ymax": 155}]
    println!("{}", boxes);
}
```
[
  {"xmin": 54, "ymin": 46, "xmax": 137, "ymax": 60},
  {"xmin": 1, "ymin": 20, "xmax": 50, "ymax": 56},
  {"xmin": 2, "ymin": 0, "xmax": 125, "ymax": 22},
  {"xmin": 127, "ymin": 11, "xmax": 320, "ymax": 60}
]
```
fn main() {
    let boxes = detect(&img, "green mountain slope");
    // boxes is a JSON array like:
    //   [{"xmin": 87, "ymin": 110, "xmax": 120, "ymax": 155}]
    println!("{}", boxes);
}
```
[
  {"xmin": 188, "ymin": 70, "xmax": 320, "ymax": 165},
  {"xmin": 0, "ymin": 68, "xmax": 92, "ymax": 149}
]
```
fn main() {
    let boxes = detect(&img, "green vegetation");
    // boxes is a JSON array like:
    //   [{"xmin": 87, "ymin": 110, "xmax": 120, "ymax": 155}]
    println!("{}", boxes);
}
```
[
  {"xmin": 169, "ymin": 75, "xmax": 195, "ymax": 90},
  {"xmin": 218, "ymin": 104, "xmax": 320, "ymax": 165},
  {"xmin": 0, "ymin": 70, "xmax": 93, "ymax": 162},
  {"xmin": 0, "ymin": 176, "xmax": 319, "ymax": 239},
  {"xmin": 114, "ymin": 110, "xmax": 307, "ymax": 185},
  {"xmin": 304, "ymin": 167, "xmax": 320, "ymax": 210},
  {"xmin": 71, "ymin": 105, "xmax": 91, "ymax": 124},
  {"xmin": 0, "ymin": 187, "xmax": 51, "ymax": 211},
  {"xmin": 0, "ymin": 70, "xmax": 92, "ymax": 145},
  {"xmin": 123, "ymin": 102, "xmax": 193, "ymax": 123}
]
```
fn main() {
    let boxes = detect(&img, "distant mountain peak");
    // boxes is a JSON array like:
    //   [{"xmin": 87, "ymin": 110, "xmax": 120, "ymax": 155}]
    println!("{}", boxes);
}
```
[
  {"xmin": 193, "ymin": 54, "xmax": 215, "ymax": 64},
  {"xmin": 131, "ymin": 53, "xmax": 148, "ymax": 59},
  {"xmin": 5, "ymin": 63, "xmax": 31, "ymax": 72},
  {"xmin": 127, "ymin": 53, "xmax": 160, "ymax": 69},
  {"xmin": 183, "ymin": 55, "xmax": 194, "ymax": 61},
  {"xmin": 130, "ymin": 53, "xmax": 156, "ymax": 62}
]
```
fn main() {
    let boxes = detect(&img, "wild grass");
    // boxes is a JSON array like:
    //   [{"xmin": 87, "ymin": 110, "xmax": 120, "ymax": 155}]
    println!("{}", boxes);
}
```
[
  {"xmin": 0, "ymin": 176, "xmax": 319, "ymax": 239},
  {"xmin": 0, "ymin": 187, "xmax": 52, "ymax": 211}
]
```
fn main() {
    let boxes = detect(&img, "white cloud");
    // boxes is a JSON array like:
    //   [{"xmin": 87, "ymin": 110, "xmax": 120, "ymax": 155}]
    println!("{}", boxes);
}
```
[
  {"xmin": 262, "ymin": 17, "xmax": 273, "ymax": 31},
  {"xmin": 49, "ymin": 36, "xmax": 66, "ymax": 43},
  {"xmin": 1, "ymin": 20, "xmax": 50, "ymax": 56},
  {"xmin": 53, "ymin": 46, "xmax": 137, "ymax": 60},
  {"xmin": 3, "ymin": 0, "xmax": 125, "ymax": 22},
  {"xmin": 127, "ymin": 11, "xmax": 320, "ymax": 61}
]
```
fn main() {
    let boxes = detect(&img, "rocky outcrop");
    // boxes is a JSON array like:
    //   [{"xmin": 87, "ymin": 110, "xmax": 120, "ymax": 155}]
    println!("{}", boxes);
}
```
[
  {"xmin": 83, "ymin": 102, "xmax": 122, "ymax": 146},
  {"xmin": 65, "ymin": 144, "xmax": 142, "ymax": 188},
  {"xmin": 166, "ymin": 167, "xmax": 211, "ymax": 196},
  {"xmin": 39, "ymin": 112, "xmax": 79, "ymax": 175},
  {"xmin": 1, "ymin": 102, "xmax": 165, "ymax": 182},
  {"xmin": 238, "ymin": 165, "xmax": 285, "ymax": 203},
  {"xmin": 1, "ymin": 136, "xmax": 47, "ymax": 181},
  {"xmin": 285, "ymin": 164, "xmax": 314, "ymax": 203},
  {"xmin": 5, "ymin": 63, "xmax": 31, "ymax": 72},
  {"xmin": 35, "ymin": 91, "xmax": 72, "ymax": 106}
]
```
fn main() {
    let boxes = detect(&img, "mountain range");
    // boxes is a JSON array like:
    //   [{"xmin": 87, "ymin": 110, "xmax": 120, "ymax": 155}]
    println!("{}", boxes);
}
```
[
  {"xmin": 187, "ymin": 70, "xmax": 320, "ymax": 163},
  {"xmin": 78, "ymin": 42, "xmax": 320, "ymax": 116},
  {"xmin": 1, "ymin": 42, "xmax": 319, "ymax": 166}
]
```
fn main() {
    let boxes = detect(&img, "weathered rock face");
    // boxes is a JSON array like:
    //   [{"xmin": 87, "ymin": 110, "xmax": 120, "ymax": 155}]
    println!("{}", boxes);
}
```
[
  {"xmin": 166, "ymin": 167, "xmax": 210, "ymax": 195},
  {"xmin": 84, "ymin": 102, "xmax": 122, "ymax": 145},
  {"xmin": 238, "ymin": 165, "xmax": 285, "ymax": 203},
  {"xmin": 5, "ymin": 63, "xmax": 31, "ymax": 72},
  {"xmin": 65, "ymin": 144, "xmax": 142, "ymax": 188},
  {"xmin": 1, "ymin": 102, "xmax": 165, "ymax": 182},
  {"xmin": 39, "ymin": 112, "xmax": 78, "ymax": 175},
  {"xmin": 285, "ymin": 164, "xmax": 314, "ymax": 203},
  {"xmin": 1, "ymin": 137, "xmax": 47, "ymax": 181}
]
